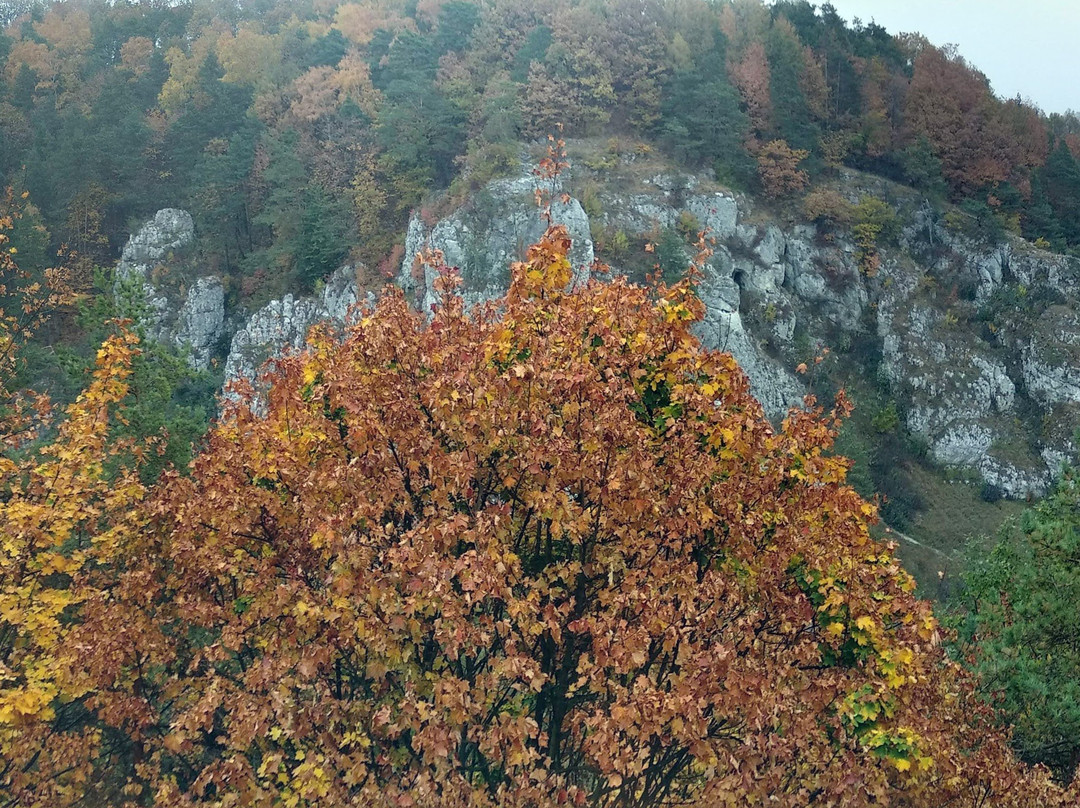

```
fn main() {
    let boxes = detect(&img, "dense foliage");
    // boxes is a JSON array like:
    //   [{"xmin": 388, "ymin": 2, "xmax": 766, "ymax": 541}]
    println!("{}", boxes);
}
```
[
  {"xmin": 4, "ymin": 0, "xmax": 1080, "ymax": 803},
  {"xmin": 0, "ymin": 198, "xmax": 1075, "ymax": 804},
  {"xmin": 2, "ymin": 0, "xmax": 1080, "ymax": 322},
  {"xmin": 0, "ymin": 189, "xmax": 150, "ymax": 805},
  {"xmin": 953, "ymin": 467, "xmax": 1080, "ymax": 782}
]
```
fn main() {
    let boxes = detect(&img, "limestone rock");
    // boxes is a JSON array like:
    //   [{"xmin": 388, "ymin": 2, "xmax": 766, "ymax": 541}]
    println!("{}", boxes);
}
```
[
  {"xmin": 224, "ymin": 265, "xmax": 362, "ymax": 387},
  {"xmin": 114, "ymin": 209, "xmax": 225, "ymax": 370},
  {"xmin": 399, "ymin": 171, "xmax": 593, "ymax": 313},
  {"xmin": 176, "ymin": 277, "xmax": 225, "ymax": 370},
  {"xmin": 1021, "ymin": 306, "xmax": 1080, "ymax": 406},
  {"xmin": 391, "ymin": 166, "xmax": 1080, "ymax": 495},
  {"xmin": 116, "ymin": 208, "xmax": 194, "ymax": 280}
]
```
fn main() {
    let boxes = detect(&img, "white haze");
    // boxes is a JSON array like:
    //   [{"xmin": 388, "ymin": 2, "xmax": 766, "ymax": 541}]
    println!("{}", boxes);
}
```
[{"xmin": 821, "ymin": 0, "xmax": 1079, "ymax": 115}]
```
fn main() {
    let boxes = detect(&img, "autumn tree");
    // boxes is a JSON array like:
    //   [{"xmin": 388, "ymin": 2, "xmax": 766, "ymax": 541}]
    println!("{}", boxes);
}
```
[
  {"xmin": 522, "ymin": 5, "xmax": 617, "ymax": 136},
  {"xmin": 0, "ymin": 190, "xmax": 148, "ymax": 806},
  {"xmin": 52, "ymin": 220, "xmax": 1074, "ymax": 807},
  {"xmin": 756, "ymin": 138, "xmax": 810, "ymax": 197},
  {"xmin": 729, "ymin": 39, "xmax": 772, "ymax": 136},
  {"xmin": 0, "ymin": 188, "xmax": 71, "ymax": 379},
  {"xmin": 904, "ymin": 44, "xmax": 1005, "ymax": 197},
  {"xmin": 802, "ymin": 185, "xmax": 853, "ymax": 232},
  {"xmin": 0, "ymin": 330, "xmax": 146, "ymax": 806},
  {"xmin": 586, "ymin": 0, "xmax": 670, "ymax": 129},
  {"xmin": 62, "ymin": 182, "xmax": 112, "ymax": 294}
]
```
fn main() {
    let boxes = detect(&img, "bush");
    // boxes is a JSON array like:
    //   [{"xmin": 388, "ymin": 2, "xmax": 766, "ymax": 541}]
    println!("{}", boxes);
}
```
[
  {"xmin": 675, "ymin": 209, "xmax": 701, "ymax": 239},
  {"xmin": 803, "ymin": 187, "xmax": 854, "ymax": 230},
  {"xmin": 654, "ymin": 225, "xmax": 689, "ymax": 283},
  {"xmin": 871, "ymin": 401, "xmax": 901, "ymax": 434},
  {"xmin": 852, "ymin": 195, "xmax": 900, "ymax": 276},
  {"xmin": 958, "ymin": 198, "xmax": 1006, "ymax": 244},
  {"xmin": 756, "ymin": 139, "xmax": 810, "ymax": 198}
]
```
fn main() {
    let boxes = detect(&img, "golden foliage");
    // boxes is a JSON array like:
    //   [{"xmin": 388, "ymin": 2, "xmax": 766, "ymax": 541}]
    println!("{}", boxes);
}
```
[{"xmin": 16, "ymin": 225, "xmax": 1066, "ymax": 807}]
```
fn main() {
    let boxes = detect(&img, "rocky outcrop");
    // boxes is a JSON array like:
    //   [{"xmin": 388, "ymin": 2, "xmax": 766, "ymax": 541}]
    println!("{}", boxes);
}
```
[
  {"xmin": 176, "ymin": 277, "xmax": 225, "ymax": 370},
  {"xmin": 396, "ymin": 162, "xmax": 1080, "ymax": 497},
  {"xmin": 115, "ymin": 209, "xmax": 224, "ymax": 370},
  {"xmin": 399, "ymin": 174, "xmax": 594, "ymax": 313},
  {"xmin": 223, "ymin": 265, "xmax": 363, "ymax": 386},
  {"xmin": 398, "ymin": 167, "xmax": 807, "ymax": 417},
  {"xmin": 121, "ymin": 167, "xmax": 1080, "ymax": 498},
  {"xmin": 116, "ymin": 208, "xmax": 195, "ymax": 277},
  {"xmin": 117, "ymin": 209, "xmax": 370, "ymax": 390}
]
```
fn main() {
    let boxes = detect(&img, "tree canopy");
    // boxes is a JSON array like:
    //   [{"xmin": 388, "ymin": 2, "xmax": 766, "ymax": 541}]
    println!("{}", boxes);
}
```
[
  {"xmin": 1, "ymin": 210, "xmax": 1073, "ymax": 805},
  {"xmin": 954, "ymin": 467, "xmax": 1080, "ymax": 782}
]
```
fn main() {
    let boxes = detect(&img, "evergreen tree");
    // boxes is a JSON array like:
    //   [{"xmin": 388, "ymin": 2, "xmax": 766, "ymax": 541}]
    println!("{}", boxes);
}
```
[
  {"xmin": 954, "ymin": 468, "xmax": 1080, "ymax": 781},
  {"xmin": 900, "ymin": 135, "xmax": 948, "ymax": 197},
  {"xmin": 435, "ymin": 1, "xmax": 481, "ymax": 54},
  {"xmin": 294, "ymin": 182, "xmax": 351, "ymax": 292},
  {"xmin": 659, "ymin": 70, "xmax": 752, "ymax": 185},
  {"xmin": 302, "ymin": 28, "xmax": 348, "ymax": 69},
  {"xmin": 163, "ymin": 53, "xmax": 254, "ymax": 201},
  {"xmin": 1022, "ymin": 171, "xmax": 1064, "ymax": 247},
  {"xmin": 766, "ymin": 19, "xmax": 820, "ymax": 156},
  {"xmin": 511, "ymin": 25, "xmax": 552, "ymax": 82},
  {"xmin": 189, "ymin": 120, "xmax": 262, "ymax": 273},
  {"xmin": 1042, "ymin": 140, "xmax": 1080, "ymax": 245}
]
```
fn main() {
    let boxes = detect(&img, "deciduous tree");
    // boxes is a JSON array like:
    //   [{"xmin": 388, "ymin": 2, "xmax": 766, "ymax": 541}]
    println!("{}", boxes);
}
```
[
  {"xmin": 63, "ymin": 223, "xmax": 1074, "ymax": 808},
  {"xmin": 0, "ymin": 192, "xmax": 147, "ymax": 807},
  {"xmin": 729, "ymin": 40, "xmax": 772, "ymax": 135},
  {"xmin": 756, "ymin": 138, "xmax": 810, "ymax": 197}
]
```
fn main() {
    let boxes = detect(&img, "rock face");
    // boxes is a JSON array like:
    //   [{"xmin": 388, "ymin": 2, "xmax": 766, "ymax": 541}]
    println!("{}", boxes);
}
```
[
  {"xmin": 223, "ymin": 265, "xmax": 362, "ymax": 386},
  {"xmin": 176, "ymin": 277, "xmax": 225, "ymax": 370},
  {"xmin": 116, "ymin": 208, "xmax": 195, "ymax": 275},
  {"xmin": 115, "ymin": 209, "xmax": 225, "ymax": 370},
  {"xmin": 398, "ymin": 162, "xmax": 1080, "ymax": 497},
  {"xmin": 117, "ymin": 209, "xmax": 367, "ymax": 390},
  {"xmin": 399, "ymin": 175, "xmax": 594, "ymax": 313},
  {"xmin": 124, "ymin": 164, "xmax": 1080, "ymax": 498}
]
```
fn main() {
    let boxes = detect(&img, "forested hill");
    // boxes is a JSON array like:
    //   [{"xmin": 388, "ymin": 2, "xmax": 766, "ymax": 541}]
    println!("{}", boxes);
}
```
[
  {"xmin": 2, "ymin": 0, "xmax": 1079, "ymax": 314},
  {"xmin": 11, "ymin": 3, "xmax": 1080, "ymax": 802}
]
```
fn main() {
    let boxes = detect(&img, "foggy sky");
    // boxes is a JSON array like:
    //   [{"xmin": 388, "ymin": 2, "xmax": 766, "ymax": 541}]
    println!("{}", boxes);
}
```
[{"xmin": 821, "ymin": 0, "xmax": 1079, "ymax": 115}]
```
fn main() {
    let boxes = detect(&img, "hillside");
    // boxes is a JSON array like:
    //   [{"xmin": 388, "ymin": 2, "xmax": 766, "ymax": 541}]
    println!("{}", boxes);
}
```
[
  {"xmin": 6, "ymin": 0, "xmax": 1080, "ymax": 801},
  {"xmin": 3, "ymin": 0, "xmax": 1079, "ymax": 297},
  {"xmin": 4, "ymin": 0, "xmax": 1080, "ymax": 586}
]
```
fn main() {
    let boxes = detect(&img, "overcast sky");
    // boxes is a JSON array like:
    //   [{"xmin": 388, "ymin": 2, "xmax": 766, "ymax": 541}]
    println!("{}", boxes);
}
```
[{"xmin": 820, "ymin": 0, "xmax": 1079, "ymax": 115}]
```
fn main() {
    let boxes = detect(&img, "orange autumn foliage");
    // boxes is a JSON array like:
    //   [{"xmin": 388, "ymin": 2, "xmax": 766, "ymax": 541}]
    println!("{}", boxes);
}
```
[
  {"xmin": 17, "ymin": 225, "xmax": 1065, "ymax": 807},
  {"xmin": 757, "ymin": 139, "xmax": 810, "ymax": 198}
]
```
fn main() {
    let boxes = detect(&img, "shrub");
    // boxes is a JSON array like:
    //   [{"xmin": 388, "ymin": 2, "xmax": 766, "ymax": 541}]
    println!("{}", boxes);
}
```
[
  {"xmin": 852, "ymin": 195, "xmax": 900, "ymax": 276},
  {"xmin": 803, "ymin": 187, "xmax": 854, "ymax": 230},
  {"xmin": 675, "ymin": 208, "xmax": 702, "ymax": 239}
]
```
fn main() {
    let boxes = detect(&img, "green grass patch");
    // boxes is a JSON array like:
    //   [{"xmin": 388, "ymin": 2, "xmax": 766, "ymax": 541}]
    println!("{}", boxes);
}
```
[{"xmin": 891, "ymin": 465, "xmax": 1026, "ymax": 599}]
